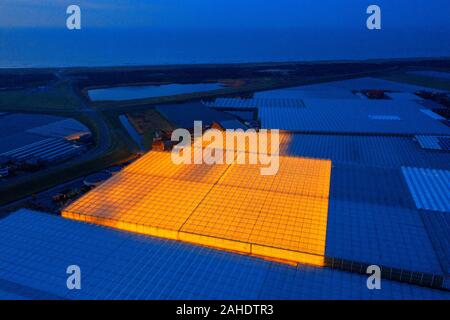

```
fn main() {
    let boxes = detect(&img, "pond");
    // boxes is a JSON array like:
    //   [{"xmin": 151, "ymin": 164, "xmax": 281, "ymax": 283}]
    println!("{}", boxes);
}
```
[{"xmin": 88, "ymin": 83, "xmax": 224, "ymax": 101}]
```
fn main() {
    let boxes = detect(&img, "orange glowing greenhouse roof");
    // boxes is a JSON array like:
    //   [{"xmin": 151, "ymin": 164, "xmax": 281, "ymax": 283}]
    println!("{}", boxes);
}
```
[{"xmin": 63, "ymin": 137, "xmax": 332, "ymax": 266}]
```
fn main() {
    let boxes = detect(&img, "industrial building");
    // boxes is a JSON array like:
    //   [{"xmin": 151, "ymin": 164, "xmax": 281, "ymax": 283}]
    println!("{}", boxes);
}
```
[
  {"xmin": 1, "ymin": 137, "xmax": 84, "ymax": 164},
  {"xmin": 0, "ymin": 113, "xmax": 91, "ymax": 178},
  {"xmin": 0, "ymin": 76, "xmax": 449, "ymax": 299},
  {"xmin": 156, "ymin": 103, "xmax": 247, "ymax": 130}
]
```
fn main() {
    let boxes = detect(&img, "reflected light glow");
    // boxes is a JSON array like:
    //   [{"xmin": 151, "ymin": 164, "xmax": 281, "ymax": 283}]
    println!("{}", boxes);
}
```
[{"xmin": 63, "ymin": 133, "xmax": 331, "ymax": 266}]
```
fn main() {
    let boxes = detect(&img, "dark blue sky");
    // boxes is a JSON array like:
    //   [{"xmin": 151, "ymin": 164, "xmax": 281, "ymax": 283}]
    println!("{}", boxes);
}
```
[{"xmin": 1, "ymin": 0, "xmax": 449, "ymax": 29}]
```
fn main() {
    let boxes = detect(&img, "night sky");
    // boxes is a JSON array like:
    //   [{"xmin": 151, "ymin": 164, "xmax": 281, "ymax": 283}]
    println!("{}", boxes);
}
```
[{"xmin": 1, "ymin": 0, "xmax": 449, "ymax": 30}]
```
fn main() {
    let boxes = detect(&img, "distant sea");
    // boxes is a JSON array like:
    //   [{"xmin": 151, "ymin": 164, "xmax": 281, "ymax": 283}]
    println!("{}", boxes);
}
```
[{"xmin": 1, "ymin": 27, "xmax": 450, "ymax": 68}]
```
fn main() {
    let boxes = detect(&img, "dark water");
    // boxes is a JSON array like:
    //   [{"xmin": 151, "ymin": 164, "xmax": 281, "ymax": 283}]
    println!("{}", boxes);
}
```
[
  {"xmin": 88, "ymin": 83, "xmax": 223, "ymax": 101},
  {"xmin": 1, "ymin": 27, "xmax": 449, "ymax": 68}
]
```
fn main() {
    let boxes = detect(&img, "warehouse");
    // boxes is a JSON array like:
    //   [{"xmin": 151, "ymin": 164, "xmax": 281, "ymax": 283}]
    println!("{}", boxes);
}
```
[
  {"xmin": 0, "ymin": 113, "xmax": 91, "ymax": 178},
  {"xmin": 1, "ymin": 138, "xmax": 84, "ymax": 163},
  {"xmin": 26, "ymin": 118, "xmax": 91, "ymax": 141}
]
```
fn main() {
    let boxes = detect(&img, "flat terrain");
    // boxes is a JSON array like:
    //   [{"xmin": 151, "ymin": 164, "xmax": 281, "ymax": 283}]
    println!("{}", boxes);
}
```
[
  {"xmin": 0, "ymin": 59, "xmax": 450, "ymax": 299},
  {"xmin": 0, "ymin": 58, "xmax": 449, "ymax": 206}
]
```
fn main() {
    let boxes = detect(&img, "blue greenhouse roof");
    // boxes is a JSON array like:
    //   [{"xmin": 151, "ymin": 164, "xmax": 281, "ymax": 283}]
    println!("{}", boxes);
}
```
[
  {"xmin": 402, "ymin": 167, "xmax": 450, "ymax": 213},
  {"xmin": 0, "ymin": 209, "xmax": 449, "ymax": 300},
  {"xmin": 285, "ymin": 134, "xmax": 450, "ymax": 170},
  {"xmin": 259, "ymin": 99, "xmax": 450, "ymax": 135},
  {"xmin": 1, "ymin": 76, "xmax": 449, "ymax": 300},
  {"xmin": 421, "ymin": 210, "xmax": 450, "ymax": 279},
  {"xmin": 254, "ymin": 77, "xmax": 445, "ymax": 99}
]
